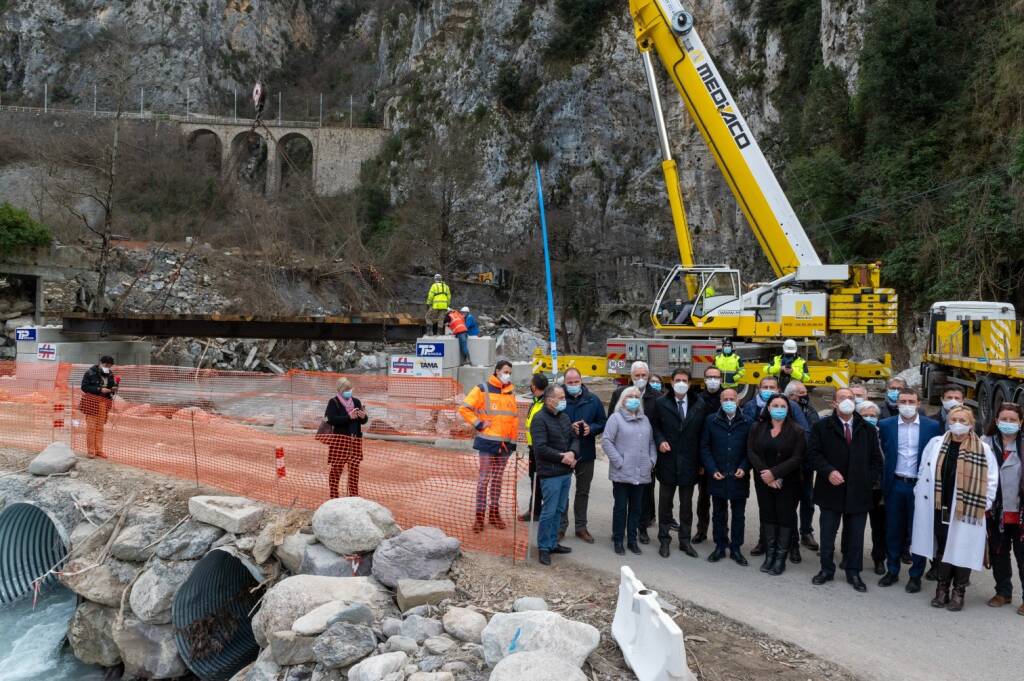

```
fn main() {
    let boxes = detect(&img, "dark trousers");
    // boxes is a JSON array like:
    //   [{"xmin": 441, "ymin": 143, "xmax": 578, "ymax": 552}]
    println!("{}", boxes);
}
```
[
  {"xmin": 641, "ymin": 480, "xmax": 657, "ymax": 528},
  {"xmin": 934, "ymin": 511, "xmax": 971, "ymax": 586},
  {"xmin": 523, "ymin": 447, "xmax": 543, "ymax": 518},
  {"xmin": 712, "ymin": 497, "xmax": 747, "ymax": 551},
  {"xmin": 612, "ymin": 482, "xmax": 644, "ymax": 544},
  {"xmin": 798, "ymin": 471, "xmax": 815, "ymax": 536},
  {"xmin": 658, "ymin": 483, "xmax": 695, "ymax": 543},
  {"xmin": 696, "ymin": 473, "xmax": 710, "ymax": 536},
  {"xmin": 885, "ymin": 479, "xmax": 926, "ymax": 577},
  {"xmin": 559, "ymin": 459, "xmax": 595, "ymax": 534},
  {"xmin": 754, "ymin": 480, "xmax": 798, "ymax": 528},
  {"xmin": 868, "ymin": 489, "xmax": 887, "ymax": 562},
  {"xmin": 988, "ymin": 519, "xmax": 1024, "ymax": 598},
  {"xmin": 820, "ymin": 509, "xmax": 867, "ymax": 577}
]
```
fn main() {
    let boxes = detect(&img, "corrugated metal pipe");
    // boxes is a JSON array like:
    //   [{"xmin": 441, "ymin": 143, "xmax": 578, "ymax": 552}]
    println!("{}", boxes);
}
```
[
  {"xmin": 0, "ymin": 502, "xmax": 68, "ymax": 604},
  {"xmin": 172, "ymin": 548, "xmax": 265, "ymax": 681}
]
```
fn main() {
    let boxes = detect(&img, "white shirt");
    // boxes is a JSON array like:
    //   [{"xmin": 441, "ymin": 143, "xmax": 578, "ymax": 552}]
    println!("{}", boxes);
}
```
[{"xmin": 896, "ymin": 415, "xmax": 920, "ymax": 477}]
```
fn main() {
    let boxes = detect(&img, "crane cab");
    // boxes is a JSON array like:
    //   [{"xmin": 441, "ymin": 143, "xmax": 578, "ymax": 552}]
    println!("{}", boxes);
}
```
[{"xmin": 652, "ymin": 265, "xmax": 743, "ymax": 331}]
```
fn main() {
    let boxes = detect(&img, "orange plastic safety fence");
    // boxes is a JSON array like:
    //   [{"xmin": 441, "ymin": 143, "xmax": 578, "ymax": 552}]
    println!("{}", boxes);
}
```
[{"xmin": 0, "ymin": 362, "xmax": 531, "ymax": 559}]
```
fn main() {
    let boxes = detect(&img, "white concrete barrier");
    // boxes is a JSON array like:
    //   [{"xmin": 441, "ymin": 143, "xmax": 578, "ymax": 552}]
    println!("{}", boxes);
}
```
[{"xmin": 611, "ymin": 566, "xmax": 695, "ymax": 681}]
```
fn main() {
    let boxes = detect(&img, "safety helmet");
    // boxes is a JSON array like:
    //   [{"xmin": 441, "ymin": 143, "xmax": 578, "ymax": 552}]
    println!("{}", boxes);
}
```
[
  {"xmin": 783, "ymin": 339, "xmax": 798, "ymax": 354},
  {"xmin": 434, "ymin": 274, "xmax": 442, "ymax": 281},
  {"xmin": 460, "ymin": 306, "xmax": 469, "ymax": 313}
]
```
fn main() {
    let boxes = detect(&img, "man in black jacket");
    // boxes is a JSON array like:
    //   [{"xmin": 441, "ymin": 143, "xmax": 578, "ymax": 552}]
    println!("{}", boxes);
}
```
[
  {"xmin": 608, "ymin": 361, "xmax": 661, "ymax": 542},
  {"xmin": 530, "ymin": 385, "xmax": 579, "ymax": 566},
  {"xmin": 80, "ymin": 355, "xmax": 118, "ymax": 459},
  {"xmin": 691, "ymin": 366, "xmax": 725, "ymax": 544},
  {"xmin": 809, "ymin": 387, "xmax": 884, "ymax": 593},
  {"xmin": 651, "ymin": 367, "xmax": 708, "ymax": 559}
]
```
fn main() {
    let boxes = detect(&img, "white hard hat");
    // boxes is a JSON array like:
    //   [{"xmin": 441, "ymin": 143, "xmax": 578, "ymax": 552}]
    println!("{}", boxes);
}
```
[
  {"xmin": 434, "ymin": 273, "xmax": 442, "ymax": 280},
  {"xmin": 783, "ymin": 339, "xmax": 798, "ymax": 353},
  {"xmin": 460, "ymin": 306, "xmax": 469, "ymax": 313}
]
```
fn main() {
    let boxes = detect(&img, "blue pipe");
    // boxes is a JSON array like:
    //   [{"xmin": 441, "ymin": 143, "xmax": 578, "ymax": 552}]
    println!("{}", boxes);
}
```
[{"xmin": 534, "ymin": 162, "xmax": 559, "ymax": 377}]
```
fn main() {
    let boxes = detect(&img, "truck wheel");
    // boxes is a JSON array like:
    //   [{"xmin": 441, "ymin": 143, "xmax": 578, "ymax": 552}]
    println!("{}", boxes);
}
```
[
  {"xmin": 923, "ymin": 364, "xmax": 946, "ymax": 407},
  {"xmin": 994, "ymin": 379, "xmax": 1020, "ymax": 414},
  {"xmin": 976, "ymin": 378, "xmax": 996, "ymax": 427}
]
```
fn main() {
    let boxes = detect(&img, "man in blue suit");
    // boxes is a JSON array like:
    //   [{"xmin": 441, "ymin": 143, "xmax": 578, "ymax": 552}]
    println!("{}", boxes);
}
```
[{"xmin": 876, "ymin": 387, "xmax": 942, "ymax": 593}]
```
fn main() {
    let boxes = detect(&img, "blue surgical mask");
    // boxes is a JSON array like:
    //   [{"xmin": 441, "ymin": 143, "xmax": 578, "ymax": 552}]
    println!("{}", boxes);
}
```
[
  {"xmin": 625, "ymin": 398, "xmax": 641, "ymax": 412},
  {"xmin": 565, "ymin": 384, "xmax": 582, "ymax": 396},
  {"xmin": 886, "ymin": 389, "xmax": 899, "ymax": 403},
  {"xmin": 721, "ymin": 400, "xmax": 737, "ymax": 415},
  {"xmin": 649, "ymin": 381, "xmax": 662, "ymax": 393},
  {"xmin": 998, "ymin": 421, "xmax": 1021, "ymax": 436},
  {"xmin": 556, "ymin": 399, "xmax": 567, "ymax": 412},
  {"xmin": 723, "ymin": 347, "xmax": 733, "ymax": 355},
  {"xmin": 341, "ymin": 390, "xmax": 353, "ymax": 399},
  {"xmin": 864, "ymin": 416, "xmax": 878, "ymax": 427},
  {"xmin": 769, "ymin": 407, "xmax": 788, "ymax": 421},
  {"xmin": 759, "ymin": 389, "xmax": 774, "ymax": 402}
]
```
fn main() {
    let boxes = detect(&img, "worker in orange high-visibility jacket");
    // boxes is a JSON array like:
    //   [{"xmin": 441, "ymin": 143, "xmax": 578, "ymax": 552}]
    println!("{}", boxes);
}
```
[
  {"xmin": 458, "ymin": 360, "xmax": 520, "ymax": 532},
  {"xmin": 444, "ymin": 308, "xmax": 470, "ymax": 365}
]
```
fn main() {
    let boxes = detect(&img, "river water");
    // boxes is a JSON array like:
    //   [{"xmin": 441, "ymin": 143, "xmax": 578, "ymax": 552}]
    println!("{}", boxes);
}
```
[{"xmin": 0, "ymin": 586, "xmax": 106, "ymax": 681}]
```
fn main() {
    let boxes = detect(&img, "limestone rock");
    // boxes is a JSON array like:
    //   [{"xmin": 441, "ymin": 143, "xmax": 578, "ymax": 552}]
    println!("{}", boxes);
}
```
[
  {"xmin": 188, "ymin": 495, "xmax": 264, "ymax": 534},
  {"xmin": 251, "ymin": 575, "xmax": 392, "ymax": 647},
  {"xmin": 67, "ymin": 601, "xmax": 121, "ymax": 667},
  {"xmin": 69, "ymin": 520, "xmax": 114, "ymax": 556},
  {"xmin": 347, "ymin": 651, "xmax": 409, "ymax": 681},
  {"xmin": 512, "ymin": 596, "xmax": 548, "ymax": 612},
  {"xmin": 311, "ymin": 497, "xmax": 400, "ymax": 555},
  {"xmin": 112, "ymin": 617, "xmax": 188, "ymax": 679},
  {"xmin": 276, "ymin": 532, "xmax": 316, "ymax": 573},
  {"xmin": 423, "ymin": 635, "xmax": 457, "ymax": 655},
  {"xmin": 155, "ymin": 518, "xmax": 225, "ymax": 560},
  {"xmin": 110, "ymin": 511, "xmax": 169, "ymax": 562},
  {"xmin": 312, "ymin": 622, "xmax": 377, "ymax": 669},
  {"xmin": 292, "ymin": 600, "xmax": 352, "ymax": 636},
  {"xmin": 284, "ymin": 663, "xmax": 316, "ymax": 681},
  {"xmin": 371, "ymin": 526, "xmax": 460, "ymax": 588},
  {"xmin": 481, "ymin": 611, "xmax": 600, "ymax": 667},
  {"xmin": 490, "ymin": 650, "xmax": 588, "ymax": 681},
  {"xmin": 441, "ymin": 607, "xmax": 486, "ymax": 643},
  {"xmin": 396, "ymin": 579, "xmax": 456, "ymax": 612},
  {"xmin": 27, "ymin": 442, "xmax": 77, "ymax": 475},
  {"xmin": 299, "ymin": 543, "xmax": 357, "ymax": 576},
  {"xmin": 385, "ymin": 634, "xmax": 420, "ymax": 655},
  {"xmin": 400, "ymin": 615, "xmax": 444, "ymax": 643},
  {"xmin": 247, "ymin": 646, "xmax": 281, "ymax": 681},
  {"xmin": 129, "ymin": 558, "xmax": 195, "ymax": 624},
  {"xmin": 381, "ymin": 616, "xmax": 402, "ymax": 638},
  {"xmin": 270, "ymin": 630, "xmax": 318, "ymax": 665},
  {"xmin": 61, "ymin": 557, "xmax": 142, "ymax": 608},
  {"xmin": 408, "ymin": 673, "xmax": 454, "ymax": 681},
  {"xmin": 326, "ymin": 602, "xmax": 376, "ymax": 628}
]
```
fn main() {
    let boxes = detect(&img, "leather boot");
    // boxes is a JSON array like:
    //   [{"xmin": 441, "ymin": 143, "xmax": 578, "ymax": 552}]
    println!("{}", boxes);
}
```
[
  {"xmin": 789, "ymin": 533, "xmax": 802, "ymax": 564},
  {"xmin": 948, "ymin": 584, "xmax": 966, "ymax": 612},
  {"xmin": 750, "ymin": 527, "xmax": 766, "ymax": 556},
  {"xmin": 759, "ymin": 524, "xmax": 778, "ymax": 573},
  {"xmin": 770, "ymin": 528, "xmax": 792, "ymax": 576},
  {"xmin": 930, "ymin": 580, "xmax": 951, "ymax": 608},
  {"xmin": 472, "ymin": 511, "xmax": 485, "ymax": 533},
  {"xmin": 488, "ymin": 508, "xmax": 506, "ymax": 529}
]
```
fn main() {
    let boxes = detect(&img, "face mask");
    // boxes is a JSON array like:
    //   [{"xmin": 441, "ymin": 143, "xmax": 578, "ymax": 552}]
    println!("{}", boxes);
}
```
[
  {"xmin": 101, "ymin": 367, "xmax": 111, "ymax": 374},
  {"xmin": 625, "ymin": 398, "xmax": 641, "ymax": 412},
  {"xmin": 721, "ymin": 400, "xmax": 737, "ymax": 415},
  {"xmin": 886, "ymin": 389, "xmax": 900, "ymax": 403},
  {"xmin": 997, "ymin": 421, "xmax": 1021, "ymax": 436},
  {"xmin": 797, "ymin": 395, "xmax": 810, "ymax": 407},
  {"xmin": 498, "ymin": 372, "xmax": 512, "ymax": 385},
  {"xmin": 948, "ymin": 422, "xmax": 971, "ymax": 436},
  {"xmin": 863, "ymin": 416, "xmax": 878, "ymax": 427},
  {"xmin": 942, "ymin": 399, "xmax": 962, "ymax": 411},
  {"xmin": 705, "ymin": 378, "xmax": 721, "ymax": 392},
  {"xmin": 759, "ymin": 389, "xmax": 774, "ymax": 402},
  {"xmin": 837, "ymin": 399, "xmax": 856, "ymax": 415},
  {"xmin": 565, "ymin": 384, "xmax": 582, "ymax": 396},
  {"xmin": 769, "ymin": 407, "xmax": 788, "ymax": 421},
  {"xmin": 723, "ymin": 347, "xmax": 733, "ymax": 355},
  {"xmin": 341, "ymin": 390, "xmax": 353, "ymax": 399},
  {"xmin": 556, "ymin": 399, "xmax": 567, "ymax": 412},
  {"xmin": 673, "ymin": 381, "xmax": 689, "ymax": 395},
  {"xmin": 898, "ymin": 404, "xmax": 918, "ymax": 419},
  {"xmin": 853, "ymin": 397, "xmax": 866, "ymax": 405},
  {"xmin": 649, "ymin": 381, "xmax": 662, "ymax": 393},
  {"xmin": 633, "ymin": 378, "xmax": 647, "ymax": 390}
]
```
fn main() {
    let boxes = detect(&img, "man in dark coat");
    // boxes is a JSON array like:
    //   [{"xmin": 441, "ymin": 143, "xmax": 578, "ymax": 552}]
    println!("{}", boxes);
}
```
[
  {"xmin": 559, "ymin": 368, "xmax": 607, "ymax": 543},
  {"xmin": 699, "ymin": 388, "xmax": 752, "ymax": 565},
  {"xmin": 809, "ymin": 387, "xmax": 884, "ymax": 593},
  {"xmin": 609, "ymin": 361, "xmax": 661, "ymax": 541},
  {"xmin": 784, "ymin": 380, "xmax": 822, "ymax": 559},
  {"xmin": 80, "ymin": 355, "xmax": 118, "ymax": 459},
  {"xmin": 651, "ymin": 367, "xmax": 708, "ymax": 558},
  {"xmin": 691, "ymin": 366, "xmax": 726, "ymax": 544}
]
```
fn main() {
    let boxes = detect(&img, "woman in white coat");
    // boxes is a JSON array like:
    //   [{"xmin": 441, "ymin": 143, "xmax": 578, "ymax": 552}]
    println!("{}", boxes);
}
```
[{"xmin": 912, "ymin": 406, "xmax": 999, "ymax": 611}]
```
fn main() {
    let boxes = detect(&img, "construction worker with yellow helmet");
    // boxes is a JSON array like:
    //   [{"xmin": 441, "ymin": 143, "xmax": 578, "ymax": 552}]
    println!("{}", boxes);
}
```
[
  {"xmin": 713, "ymin": 339, "xmax": 745, "ymax": 389},
  {"xmin": 425, "ymin": 273, "xmax": 451, "ymax": 335},
  {"xmin": 764, "ymin": 339, "xmax": 808, "ymax": 391}
]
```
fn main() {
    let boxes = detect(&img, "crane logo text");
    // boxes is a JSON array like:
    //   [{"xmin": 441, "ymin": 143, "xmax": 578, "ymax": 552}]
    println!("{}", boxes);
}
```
[{"xmin": 696, "ymin": 63, "xmax": 751, "ymax": 149}]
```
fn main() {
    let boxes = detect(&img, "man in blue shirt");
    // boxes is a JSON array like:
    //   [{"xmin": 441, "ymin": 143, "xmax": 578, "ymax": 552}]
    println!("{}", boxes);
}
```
[{"xmin": 461, "ymin": 306, "xmax": 480, "ymax": 337}]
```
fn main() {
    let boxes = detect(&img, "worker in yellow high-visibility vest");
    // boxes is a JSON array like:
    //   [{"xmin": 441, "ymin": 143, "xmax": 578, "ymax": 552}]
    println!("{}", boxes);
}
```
[{"xmin": 425, "ymin": 274, "xmax": 451, "ymax": 335}]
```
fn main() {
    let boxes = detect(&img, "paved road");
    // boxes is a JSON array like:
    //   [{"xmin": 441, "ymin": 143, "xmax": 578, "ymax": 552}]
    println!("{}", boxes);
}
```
[{"xmin": 517, "ymin": 456, "xmax": 1018, "ymax": 681}]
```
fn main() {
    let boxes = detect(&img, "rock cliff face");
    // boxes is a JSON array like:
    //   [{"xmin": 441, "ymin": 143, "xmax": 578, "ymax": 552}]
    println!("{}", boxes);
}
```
[{"xmin": 1, "ymin": 0, "xmax": 868, "ymax": 309}]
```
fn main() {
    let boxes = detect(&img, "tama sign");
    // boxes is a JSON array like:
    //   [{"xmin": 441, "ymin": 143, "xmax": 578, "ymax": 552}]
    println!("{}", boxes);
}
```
[
  {"xmin": 389, "ymin": 355, "xmax": 442, "ymax": 378},
  {"xmin": 695, "ymin": 63, "xmax": 751, "ymax": 150}
]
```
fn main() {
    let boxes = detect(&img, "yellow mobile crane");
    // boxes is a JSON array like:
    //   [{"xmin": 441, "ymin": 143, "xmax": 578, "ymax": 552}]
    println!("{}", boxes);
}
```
[{"xmin": 600, "ymin": 1, "xmax": 896, "ymax": 386}]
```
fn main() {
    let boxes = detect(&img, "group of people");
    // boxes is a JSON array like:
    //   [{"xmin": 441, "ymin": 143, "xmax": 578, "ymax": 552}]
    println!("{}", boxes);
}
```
[
  {"xmin": 425, "ymin": 273, "xmax": 480, "ymax": 364},
  {"xmin": 458, "ymin": 349, "xmax": 1023, "ymax": 614}
]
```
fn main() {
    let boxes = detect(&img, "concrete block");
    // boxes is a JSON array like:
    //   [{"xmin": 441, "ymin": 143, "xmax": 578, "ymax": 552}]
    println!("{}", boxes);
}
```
[
  {"xmin": 456, "ymin": 366, "xmax": 488, "ymax": 395},
  {"xmin": 511, "ymin": 361, "xmax": 532, "ymax": 385},
  {"xmin": 467, "ymin": 336, "xmax": 496, "ymax": 367},
  {"xmin": 188, "ymin": 496, "xmax": 264, "ymax": 534},
  {"xmin": 416, "ymin": 336, "xmax": 462, "ymax": 370}
]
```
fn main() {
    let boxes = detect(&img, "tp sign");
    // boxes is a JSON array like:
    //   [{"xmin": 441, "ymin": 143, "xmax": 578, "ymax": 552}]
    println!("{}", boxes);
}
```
[
  {"xmin": 389, "ymin": 355, "xmax": 442, "ymax": 378},
  {"xmin": 416, "ymin": 342, "xmax": 445, "ymax": 358},
  {"xmin": 15, "ymin": 328, "xmax": 37, "ymax": 342},
  {"xmin": 36, "ymin": 343, "xmax": 57, "ymax": 361}
]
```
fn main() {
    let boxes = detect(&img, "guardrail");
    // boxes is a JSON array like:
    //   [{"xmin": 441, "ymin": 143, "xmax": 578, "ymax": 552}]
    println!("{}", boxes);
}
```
[{"xmin": 0, "ymin": 105, "xmax": 385, "ymax": 130}]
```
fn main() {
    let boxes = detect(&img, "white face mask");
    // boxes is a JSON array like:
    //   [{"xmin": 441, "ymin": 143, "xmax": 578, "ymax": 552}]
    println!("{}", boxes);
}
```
[
  {"xmin": 942, "ymin": 399, "xmax": 962, "ymax": 411},
  {"xmin": 633, "ymin": 378, "xmax": 647, "ymax": 390},
  {"xmin": 837, "ymin": 399, "xmax": 856, "ymax": 416},
  {"xmin": 498, "ymin": 372, "xmax": 512, "ymax": 385},
  {"xmin": 704, "ymin": 378, "xmax": 721, "ymax": 392},
  {"xmin": 673, "ymin": 381, "xmax": 689, "ymax": 395},
  {"xmin": 948, "ymin": 422, "xmax": 971, "ymax": 436},
  {"xmin": 898, "ymin": 405, "xmax": 918, "ymax": 420},
  {"xmin": 101, "ymin": 367, "xmax": 111, "ymax": 374}
]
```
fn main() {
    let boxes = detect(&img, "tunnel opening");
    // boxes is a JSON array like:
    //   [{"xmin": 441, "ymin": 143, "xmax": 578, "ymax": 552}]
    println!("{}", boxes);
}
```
[
  {"xmin": 0, "ymin": 502, "xmax": 68, "ymax": 604},
  {"xmin": 172, "ymin": 549, "xmax": 265, "ymax": 681}
]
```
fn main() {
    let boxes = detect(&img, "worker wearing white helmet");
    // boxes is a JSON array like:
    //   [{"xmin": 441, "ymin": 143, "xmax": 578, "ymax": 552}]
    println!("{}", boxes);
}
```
[
  {"xmin": 764, "ymin": 339, "xmax": 807, "ymax": 392},
  {"xmin": 460, "ymin": 306, "xmax": 480, "ymax": 337}
]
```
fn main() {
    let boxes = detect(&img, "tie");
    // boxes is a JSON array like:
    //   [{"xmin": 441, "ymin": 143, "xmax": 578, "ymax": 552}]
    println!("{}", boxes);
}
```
[
  {"xmin": 844, "ymin": 422, "xmax": 852, "ymax": 445},
  {"xmin": 678, "ymin": 400, "xmax": 686, "ymax": 421}
]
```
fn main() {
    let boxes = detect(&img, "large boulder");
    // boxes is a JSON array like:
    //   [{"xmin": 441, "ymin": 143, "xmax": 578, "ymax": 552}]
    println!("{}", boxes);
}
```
[
  {"xmin": 27, "ymin": 442, "xmax": 77, "ymax": 476},
  {"xmin": 112, "ymin": 617, "xmax": 188, "ymax": 679},
  {"xmin": 292, "ymin": 600, "xmax": 363, "ymax": 636},
  {"xmin": 347, "ymin": 651, "xmax": 409, "ymax": 681},
  {"xmin": 61, "ymin": 557, "xmax": 142, "ymax": 608},
  {"xmin": 311, "ymin": 622, "xmax": 377, "ymax": 668},
  {"xmin": 67, "ymin": 601, "xmax": 121, "ymax": 666},
  {"xmin": 396, "ymin": 579, "xmax": 456, "ymax": 612},
  {"xmin": 371, "ymin": 527, "xmax": 460, "ymax": 588},
  {"xmin": 187, "ymin": 495, "xmax": 264, "ymax": 534},
  {"xmin": 490, "ymin": 651, "xmax": 589, "ymax": 681},
  {"xmin": 155, "ymin": 518, "xmax": 225, "ymax": 560},
  {"xmin": 129, "ymin": 559, "xmax": 196, "ymax": 624},
  {"xmin": 311, "ymin": 497, "xmax": 400, "ymax": 555},
  {"xmin": 251, "ymin": 575, "xmax": 393, "ymax": 647},
  {"xmin": 110, "ymin": 510, "xmax": 169, "ymax": 562},
  {"xmin": 481, "ymin": 611, "xmax": 600, "ymax": 668},
  {"xmin": 441, "ymin": 607, "xmax": 487, "ymax": 643}
]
